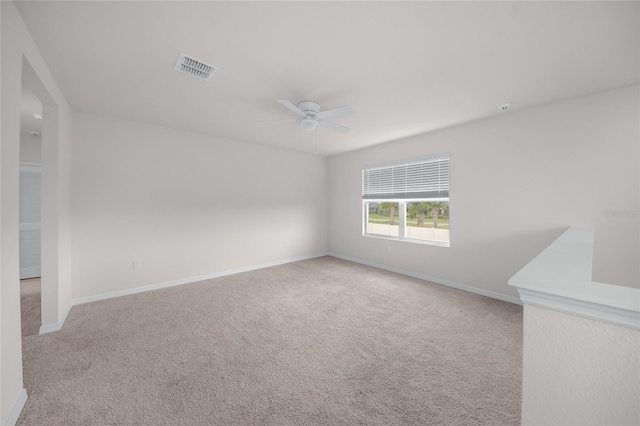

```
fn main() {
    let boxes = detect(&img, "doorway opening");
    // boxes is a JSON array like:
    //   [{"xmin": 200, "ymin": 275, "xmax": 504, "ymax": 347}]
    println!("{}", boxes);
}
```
[{"xmin": 19, "ymin": 84, "xmax": 43, "ymax": 338}]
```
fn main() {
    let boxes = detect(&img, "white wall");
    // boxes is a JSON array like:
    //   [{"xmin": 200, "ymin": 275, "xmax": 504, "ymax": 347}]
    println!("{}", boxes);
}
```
[
  {"xmin": 1, "ymin": 1, "xmax": 73, "ymax": 424},
  {"xmin": 19, "ymin": 138, "xmax": 41, "ymax": 164},
  {"xmin": 329, "ymin": 86, "xmax": 639, "ymax": 301},
  {"xmin": 71, "ymin": 112, "xmax": 328, "ymax": 301},
  {"xmin": 521, "ymin": 305, "xmax": 639, "ymax": 425},
  {"xmin": 590, "ymin": 86, "xmax": 640, "ymax": 286}
]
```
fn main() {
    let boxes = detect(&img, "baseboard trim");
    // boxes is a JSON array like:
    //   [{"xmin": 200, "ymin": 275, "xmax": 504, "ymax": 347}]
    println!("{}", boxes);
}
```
[
  {"xmin": 5, "ymin": 388, "xmax": 27, "ymax": 426},
  {"xmin": 39, "ymin": 322, "xmax": 61, "ymax": 334},
  {"xmin": 71, "ymin": 252, "xmax": 330, "ymax": 307},
  {"xmin": 39, "ymin": 302, "xmax": 72, "ymax": 335},
  {"xmin": 20, "ymin": 267, "xmax": 41, "ymax": 280},
  {"xmin": 328, "ymin": 252, "xmax": 522, "ymax": 305}
]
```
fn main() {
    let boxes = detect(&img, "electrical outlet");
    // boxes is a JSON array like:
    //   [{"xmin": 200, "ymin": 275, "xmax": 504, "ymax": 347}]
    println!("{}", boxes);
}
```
[{"xmin": 133, "ymin": 260, "xmax": 142, "ymax": 269}]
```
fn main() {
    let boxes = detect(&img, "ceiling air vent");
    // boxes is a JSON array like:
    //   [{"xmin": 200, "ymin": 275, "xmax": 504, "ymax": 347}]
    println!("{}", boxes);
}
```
[{"xmin": 174, "ymin": 52, "xmax": 218, "ymax": 81}]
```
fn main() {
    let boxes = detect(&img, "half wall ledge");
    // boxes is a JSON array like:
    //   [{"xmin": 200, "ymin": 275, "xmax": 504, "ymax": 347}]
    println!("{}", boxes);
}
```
[{"xmin": 508, "ymin": 226, "xmax": 639, "ymax": 330}]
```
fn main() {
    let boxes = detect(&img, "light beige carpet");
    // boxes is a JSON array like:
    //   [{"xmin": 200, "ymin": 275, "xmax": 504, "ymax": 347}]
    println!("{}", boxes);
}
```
[
  {"xmin": 19, "ymin": 256, "xmax": 522, "ymax": 425},
  {"xmin": 20, "ymin": 278, "xmax": 41, "ymax": 338}
]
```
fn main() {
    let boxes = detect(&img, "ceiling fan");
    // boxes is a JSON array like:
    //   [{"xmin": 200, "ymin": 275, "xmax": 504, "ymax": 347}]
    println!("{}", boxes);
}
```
[{"xmin": 262, "ymin": 100, "xmax": 353, "ymax": 133}]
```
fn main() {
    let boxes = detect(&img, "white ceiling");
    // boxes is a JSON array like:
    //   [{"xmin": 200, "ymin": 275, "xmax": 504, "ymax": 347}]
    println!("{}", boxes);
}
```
[{"xmin": 15, "ymin": 1, "xmax": 639, "ymax": 156}]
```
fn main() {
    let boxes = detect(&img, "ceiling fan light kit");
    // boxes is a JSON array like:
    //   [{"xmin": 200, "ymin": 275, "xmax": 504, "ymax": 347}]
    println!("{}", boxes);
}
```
[
  {"xmin": 301, "ymin": 118, "xmax": 318, "ymax": 131},
  {"xmin": 263, "ymin": 99, "xmax": 353, "ymax": 133}
]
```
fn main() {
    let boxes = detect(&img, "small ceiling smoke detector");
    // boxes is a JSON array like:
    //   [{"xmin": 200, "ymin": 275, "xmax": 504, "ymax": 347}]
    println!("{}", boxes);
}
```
[
  {"xmin": 174, "ymin": 52, "xmax": 218, "ymax": 81},
  {"xmin": 498, "ymin": 102, "xmax": 512, "ymax": 111},
  {"xmin": 29, "ymin": 131, "xmax": 40, "ymax": 136},
  {"xmin": 33, "ymin": 113, "xmax": 42, "ymax": 120}
]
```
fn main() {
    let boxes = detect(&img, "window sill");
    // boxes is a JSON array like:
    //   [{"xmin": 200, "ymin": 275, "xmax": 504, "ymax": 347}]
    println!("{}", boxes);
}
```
[{"xmin": 363, "ymin": 233, "xmax": 450, "ymax": 248}]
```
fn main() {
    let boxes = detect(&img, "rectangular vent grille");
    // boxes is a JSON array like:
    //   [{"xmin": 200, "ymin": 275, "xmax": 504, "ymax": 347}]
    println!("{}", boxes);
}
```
[{"xmin": 174, "ymin": 52, "xmax": 218, "ymax": 81}]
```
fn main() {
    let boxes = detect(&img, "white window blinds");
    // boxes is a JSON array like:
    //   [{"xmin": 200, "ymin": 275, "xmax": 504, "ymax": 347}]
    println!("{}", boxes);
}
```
[{"xmin": 362, "ymin": 155, "xmax": 450, "ymax": 199}]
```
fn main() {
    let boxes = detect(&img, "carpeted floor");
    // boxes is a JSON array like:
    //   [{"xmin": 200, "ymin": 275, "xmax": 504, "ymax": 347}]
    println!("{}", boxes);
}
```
[
  {"xmin": 19, "ymin": 256, "xmax": 523, "ymax": 425},
  {"xmin": 20, "ymin": 278, "xmax": 41, "ymax": 338}
]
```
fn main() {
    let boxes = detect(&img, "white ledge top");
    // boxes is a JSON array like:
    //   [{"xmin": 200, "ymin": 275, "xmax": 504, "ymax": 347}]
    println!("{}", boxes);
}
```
[{"xmin": 509, "ymin": 227, "xmax": 640, "ymax": 330}]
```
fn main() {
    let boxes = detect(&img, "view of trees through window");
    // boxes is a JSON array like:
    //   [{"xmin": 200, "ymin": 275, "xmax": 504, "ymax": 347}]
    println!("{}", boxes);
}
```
[
  {"xmin": 366, "ymin": 201, "xmax": 450, "ymax": 244},
  {"xmin": 406, "ymin": 202, "xmax": 449, "ymax": 229},
  {"xmin": 367, "ymin": 202, "xmax": 400, "ymax": 237}
]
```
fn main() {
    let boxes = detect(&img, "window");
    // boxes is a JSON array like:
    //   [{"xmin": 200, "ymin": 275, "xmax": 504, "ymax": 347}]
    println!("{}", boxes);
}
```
[{"xmin": 362, "ymin": 155, "xmax": 450, "ymax": 246}]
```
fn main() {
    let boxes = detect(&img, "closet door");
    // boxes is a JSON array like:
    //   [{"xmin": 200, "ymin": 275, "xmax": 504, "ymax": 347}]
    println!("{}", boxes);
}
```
[{"xmin": 20, "ymin": 163, "xmax": 41, "ymax": 279}]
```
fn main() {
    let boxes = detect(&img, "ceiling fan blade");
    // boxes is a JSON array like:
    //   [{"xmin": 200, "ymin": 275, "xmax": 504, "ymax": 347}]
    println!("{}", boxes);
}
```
[
  {"xmin": 277, "ymin": 99, "xmax": 307, "ymax": 117},
  {"xmin": 315, "ymin": 105, "xmax": 353, "ymax": 121},
  {"xmin": 318, "ymin": 120, "xmax": 350, "ymax": 133},
  {"xmin": 259, "ymin": 118, "xmax": 299, "ymax": 124}
]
